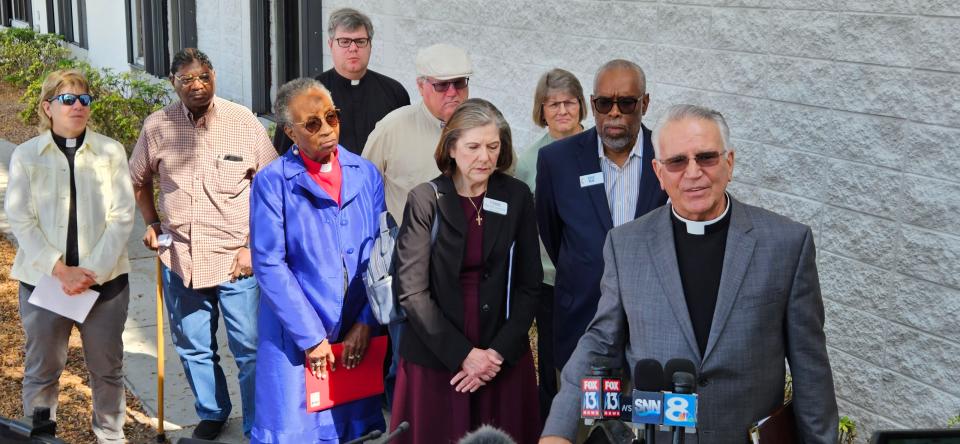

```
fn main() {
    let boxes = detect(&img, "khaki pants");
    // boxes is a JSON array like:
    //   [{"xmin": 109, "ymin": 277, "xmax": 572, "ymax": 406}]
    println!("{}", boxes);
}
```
[{"xmin": 19, "ymin": 283, "xmax": 129, "ymax": 444}]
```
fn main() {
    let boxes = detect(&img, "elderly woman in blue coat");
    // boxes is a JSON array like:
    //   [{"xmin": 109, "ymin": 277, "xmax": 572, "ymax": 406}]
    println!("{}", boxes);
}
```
[{"xmin": 249, "ymin": 77, "xmax": 386, "ymax": 443}]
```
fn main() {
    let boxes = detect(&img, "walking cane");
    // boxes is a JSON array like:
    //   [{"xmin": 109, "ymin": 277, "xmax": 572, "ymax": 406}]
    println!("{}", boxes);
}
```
[{"xmin": 155, "ymin": 255, "xmax": 166, "ymax": 443}]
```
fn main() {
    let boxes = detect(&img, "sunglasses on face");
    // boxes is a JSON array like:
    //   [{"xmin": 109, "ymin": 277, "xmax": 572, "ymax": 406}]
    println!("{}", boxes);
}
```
[
  {"xmin": 174, "ymin": 73, "xmax": 213, "ymax": 86},
  {"xmin": 657, "ymin": 150, "xmax": 727, "ymax": 173},
  {"xmin": 333, "ymin": 37, "xmax": 370, "ymax": 48},
  {"xmin": 293, "ymin": 109, "xmax": 341, "ymax": 134},
  {"xmin": 47, "ymin": 93, "xmax": 94, "ymax": 107},
  {"xmin": 427, "ymin": 77, "xmax": 469, "ymax": 93},
  {"xmin": 591, "ymin": 96, "xmax": 641, "ymax": 114}
]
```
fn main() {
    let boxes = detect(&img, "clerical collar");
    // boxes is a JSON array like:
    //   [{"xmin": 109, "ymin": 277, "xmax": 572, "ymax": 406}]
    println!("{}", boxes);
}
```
[
  {"xmin": 671, "ymin": 193, "xmax": 731, "ymax": 235},
  {"xmin": 52, "ymin": 129, "xmax": 86, "ymax": 151},
  {"xmin": 298, "ymin": 146, "xmax": 339, "ymax": 174}
]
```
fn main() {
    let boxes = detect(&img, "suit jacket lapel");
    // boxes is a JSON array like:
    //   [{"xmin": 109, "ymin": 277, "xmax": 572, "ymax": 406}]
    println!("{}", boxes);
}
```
[
  {"xmin": 436, "ymin": 175, "xmax": 466, "ymax": 238},
  {"xmin": 648, "ymin": 210, "xmax": 702, "ymax": 362},
  {"xmin": 481, "ymin": 173, "xmax": 507, "ymax": 264},
  {"xmin": 338, "ymin": 149, "xmax": 362, "ymax": 207},
  {"xmin": 634, "ymin": 125, "xmax": 661, "ymax": 219},
  {"xmin": 577, "ymin": 128, "xmax": 614, "ymax": 232},
  {"xmin": 702, "ymin": 198, "xmax": 756, "ymax": 364}
]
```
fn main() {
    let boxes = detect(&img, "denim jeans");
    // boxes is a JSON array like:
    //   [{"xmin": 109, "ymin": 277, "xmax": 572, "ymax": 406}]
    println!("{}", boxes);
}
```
[{"xmin": 162, "ymin": 266, "xmax": 258, "ymax": 435}]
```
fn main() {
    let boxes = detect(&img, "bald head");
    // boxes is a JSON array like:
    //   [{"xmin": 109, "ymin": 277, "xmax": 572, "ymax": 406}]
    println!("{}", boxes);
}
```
[{"xmin": 593, "ymin": 59, "xmax": 646, "ymax": 95}]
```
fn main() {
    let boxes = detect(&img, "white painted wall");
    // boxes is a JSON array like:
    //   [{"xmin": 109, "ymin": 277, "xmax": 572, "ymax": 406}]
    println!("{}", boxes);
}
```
[
  {"xmin": 83, "ymin": 0, "xmax": 130, "ymax": 73},
  {"xmin": 195, "ymin": 0, "xmax": 254, "ymax": 107}
]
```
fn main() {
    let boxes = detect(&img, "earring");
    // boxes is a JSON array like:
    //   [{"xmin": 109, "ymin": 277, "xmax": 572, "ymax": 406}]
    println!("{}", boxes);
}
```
[{"xmin": 292, "ymin": 147, "xmax": 299, "ymax": 156}]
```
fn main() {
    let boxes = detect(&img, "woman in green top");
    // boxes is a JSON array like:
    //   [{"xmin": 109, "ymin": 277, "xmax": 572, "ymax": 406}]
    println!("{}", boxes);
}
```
[{"xmin": 513, "ymin": 68, "xmax": 586, "ymax": 423}]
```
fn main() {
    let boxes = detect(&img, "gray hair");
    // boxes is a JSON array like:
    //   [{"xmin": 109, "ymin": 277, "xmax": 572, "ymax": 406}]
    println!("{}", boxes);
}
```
[
  {"xmin": 651, "ymin": 104, "xmax": 731, "ymax": 158},
  {"xmin": 327, "ymin": 8, "xmax": 374, "ymax": 39},
  {"xmin": 274, "ymin": 78, "xmax": 332, "ymax": 125},
  {"xmin": 593, "ymin": 59, "xmax": 647, "ymax": 94}
]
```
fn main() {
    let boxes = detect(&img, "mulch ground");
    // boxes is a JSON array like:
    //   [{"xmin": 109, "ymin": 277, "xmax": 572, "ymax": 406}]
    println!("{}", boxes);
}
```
[{"xmin": 0, "ymin": 81, "xmax": 165, "ymax": 443}]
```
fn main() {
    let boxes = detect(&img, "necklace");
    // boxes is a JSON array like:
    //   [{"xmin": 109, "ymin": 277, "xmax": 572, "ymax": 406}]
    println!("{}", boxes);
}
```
[{"xmin": 467, "ymin": 193, "xmax": 484, "ymax": 226}]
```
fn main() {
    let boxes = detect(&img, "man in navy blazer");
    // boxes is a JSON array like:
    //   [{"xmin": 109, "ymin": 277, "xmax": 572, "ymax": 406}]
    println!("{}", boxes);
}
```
[{"xmin": 535, "ymin": 59, "xmax": 667, "ymax": 372}]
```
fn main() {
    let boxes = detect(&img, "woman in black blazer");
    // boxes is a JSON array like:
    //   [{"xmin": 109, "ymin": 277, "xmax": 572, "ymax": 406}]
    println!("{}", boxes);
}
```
[{"xmin": 390, "ymin": 98, "xmax": 543, "ymax": 444}]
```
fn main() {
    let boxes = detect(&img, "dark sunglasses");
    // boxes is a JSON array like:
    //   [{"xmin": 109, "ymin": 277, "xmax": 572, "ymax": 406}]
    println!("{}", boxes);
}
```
[
  {"xmin": 293, "ymin": 109, "xmax": 341, "ymax": 134},
  {"xmin": 47, "ymin": 93, "xmax": 94, "ymax": 107},
  {"xmin": 657, "ymin": 150, "xmax": 727, "ymax": 173},
  {"xmin": 591, "ymin": 96, "xmax": 640, "ymax": 114},
  {"xmin": 428, "ymin": 77, "xmax": 469, "ymax": 93}
]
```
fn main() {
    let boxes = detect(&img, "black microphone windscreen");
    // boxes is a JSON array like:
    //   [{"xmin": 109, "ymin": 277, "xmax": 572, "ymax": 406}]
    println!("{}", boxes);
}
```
[
  {"xmin": 633, "ymin": 359, "xmax": 664, "ymax": 391},
  {"xmin": 457, "ymin": 425, "xmax": 517, "ymax": 444},
  {"xmin": 672, "ymin": 371, "xmax": 696, "ymax": 394},
  {"xmin": 663, "ymin": 358, "xmax": 698, "ymax": 392}
]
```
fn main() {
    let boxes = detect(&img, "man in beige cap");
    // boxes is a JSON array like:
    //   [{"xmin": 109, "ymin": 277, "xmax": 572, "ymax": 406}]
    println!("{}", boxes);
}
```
[
  {"xmin": 362, "ymin": 43, "xmax": 472, "ymax": 224},
  {"xmin": 361, "ymin": 43, "xmax": 471, "ymax": 408}
]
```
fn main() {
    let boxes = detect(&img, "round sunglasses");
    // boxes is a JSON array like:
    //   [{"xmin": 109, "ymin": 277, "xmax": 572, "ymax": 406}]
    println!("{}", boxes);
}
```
[
  {"xmin": 292, "ymin": 109, "xmax": 341, "ymax": 134},
  {"xmin": 47, "ymin": 93, "xmax": 94, "ymax": 107}
]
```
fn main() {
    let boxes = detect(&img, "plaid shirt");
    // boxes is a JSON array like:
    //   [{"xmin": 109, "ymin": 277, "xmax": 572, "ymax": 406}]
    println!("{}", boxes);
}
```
[{"xmin": 130, "ymin": 97, "xmax": 277, "ymax": 288}]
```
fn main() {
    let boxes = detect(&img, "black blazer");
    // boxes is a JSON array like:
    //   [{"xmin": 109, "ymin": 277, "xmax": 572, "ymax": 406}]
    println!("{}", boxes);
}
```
[{"xmin": 392, "ymin": 172, "xmax": 543, "ymax": 372}]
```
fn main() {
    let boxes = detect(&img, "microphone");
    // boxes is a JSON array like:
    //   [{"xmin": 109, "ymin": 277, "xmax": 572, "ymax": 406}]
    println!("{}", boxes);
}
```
[
  {"xmin": 377, "ymin": 421, "xmax": 410, "ymax": 443},
  {"xmin": 581, "ymin": 360, "xmax": 611, "ymax": 423},
  {"xmin": 343, "ymin": 429, "xmax": 383, "ymax": 444},
  {"xmin": 632, "ymin": 359, "xmax": 664, "ymax": 444},
  {"xmin": 457, "ymin": 425, "xmax": 517, "ymax": 444},
  {"xmin": 662, "ymin": 359, "xmax": 698, "ymax": 444}
]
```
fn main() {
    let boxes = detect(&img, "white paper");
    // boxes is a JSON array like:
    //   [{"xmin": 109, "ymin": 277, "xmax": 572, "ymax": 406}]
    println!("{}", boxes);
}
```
[{"xmin": 27, "ymin": 275, "xmax": 99, "ymax": 323}]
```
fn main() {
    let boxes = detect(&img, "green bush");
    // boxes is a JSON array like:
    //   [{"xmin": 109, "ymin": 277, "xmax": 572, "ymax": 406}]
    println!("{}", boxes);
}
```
[
  {"xmin": 0, "ymin": 28, "xmax": 71, "ymax": 87},
  {"xmin": 838, "ymin": 416, "xmax": 857, "ymax": 444},
  {"xmin": 949, "ymin": 414, "xmax": 960, "ymax": 428},
  {"xmin": 1, "ymin": 27, "xmax": 170, "ymax": 152}
]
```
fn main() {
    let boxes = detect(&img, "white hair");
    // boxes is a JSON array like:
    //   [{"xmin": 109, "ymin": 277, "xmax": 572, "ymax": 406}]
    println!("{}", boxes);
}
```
[{"xmin": 651, "ymin": 104, "xmax": 732, "ymax": 158}]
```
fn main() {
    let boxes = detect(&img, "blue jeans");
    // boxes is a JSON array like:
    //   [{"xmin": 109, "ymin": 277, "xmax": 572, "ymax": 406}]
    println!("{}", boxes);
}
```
[{"xmin": 162, "ymin": 266, "xmax": 258, "ymax": 435}]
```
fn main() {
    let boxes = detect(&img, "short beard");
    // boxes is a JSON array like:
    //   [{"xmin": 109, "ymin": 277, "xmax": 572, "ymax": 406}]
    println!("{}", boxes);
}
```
[{"xmin": 600, "ymin": 133, "xmax": 634, "ymax": 152}]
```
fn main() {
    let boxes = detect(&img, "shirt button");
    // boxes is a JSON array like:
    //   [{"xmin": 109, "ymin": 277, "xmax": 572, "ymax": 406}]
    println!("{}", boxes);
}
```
[
  {"xmin": 698, "ymin": 376, "xmax": 709, "ymax": 387},
  {"xmin": 481, "ymin": 304, "xmax": 490, "ymax": 312},
  {"xmin": 340, "ymin": 219, "xmax": 348, "ymax": 226},
  {"xmin": 482, "ymin": 272, "xmax": 491, "ymax": 280},
  {"xmin": 346, "ymin": 248, "xmax": 355, "ymax": 254}
]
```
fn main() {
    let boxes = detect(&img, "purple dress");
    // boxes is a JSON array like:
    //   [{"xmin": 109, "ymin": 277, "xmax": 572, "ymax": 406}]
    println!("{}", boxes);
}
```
[{"xmin": 390, "ymin": 195, "xmax": 541, "ymax": 444}]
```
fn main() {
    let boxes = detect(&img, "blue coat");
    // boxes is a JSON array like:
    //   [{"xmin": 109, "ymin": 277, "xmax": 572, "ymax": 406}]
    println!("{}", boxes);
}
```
[{"xmin": 249, "ymin": 147, "xmax": 386, "ymax": 443}]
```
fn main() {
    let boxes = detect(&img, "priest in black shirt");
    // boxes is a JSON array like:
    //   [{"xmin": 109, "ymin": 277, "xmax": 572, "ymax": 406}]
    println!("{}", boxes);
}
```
[
  {"xmin": 273, "ymin": 8, "xmax": 409, "ymax": 155},
  {"xmin": 541, "ymin": 104, "xmax": 838, "ymax": 444}
]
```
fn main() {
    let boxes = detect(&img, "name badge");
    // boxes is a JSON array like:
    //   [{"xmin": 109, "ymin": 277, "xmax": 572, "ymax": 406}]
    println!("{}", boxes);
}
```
[
  {"xmin": 483, "ymin": 197, "xmax": 508, "ymax": 215},
  {"xmin": 580, "ymin": 172, "xmax": 604, "ymax": 188}
]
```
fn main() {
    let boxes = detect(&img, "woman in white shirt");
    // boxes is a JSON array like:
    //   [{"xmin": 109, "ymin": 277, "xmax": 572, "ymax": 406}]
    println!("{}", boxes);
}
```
[{"xmin": 5, "ymin": 69, "xmax": 135, "ymax": 443}]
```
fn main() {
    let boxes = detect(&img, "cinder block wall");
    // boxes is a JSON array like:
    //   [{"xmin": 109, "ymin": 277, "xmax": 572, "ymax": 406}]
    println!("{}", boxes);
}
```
[{"xmin": 324, "ymin": 0, "xmax": 960, "ymax": 439}]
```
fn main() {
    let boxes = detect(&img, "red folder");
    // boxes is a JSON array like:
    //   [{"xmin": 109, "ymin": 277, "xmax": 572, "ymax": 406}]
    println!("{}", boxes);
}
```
[{"xmin": 305, "ymin": 335, "xmax": 387, "ymax": 412}]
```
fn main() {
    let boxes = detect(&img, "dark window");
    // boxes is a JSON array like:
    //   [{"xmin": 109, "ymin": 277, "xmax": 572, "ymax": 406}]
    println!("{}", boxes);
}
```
[
  {"xmin": 55, "ymin": 0, "xmax": 86, "ymax": 48},
  {"xmin": 9, "ymin": 0, "xmax": 33, "ymax": 25},
  {"xmin": 125, "ymin": 0, "xmax": 169, "ymax": 77}
]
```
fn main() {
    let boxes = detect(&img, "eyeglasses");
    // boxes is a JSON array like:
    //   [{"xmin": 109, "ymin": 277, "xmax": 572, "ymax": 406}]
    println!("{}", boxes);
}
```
[
  {"xmin": 174, "ymin": 73, "xmax": 213, "ymax": 86},
  {"xmin": 333, "ymin": 37, "xmax": 371, "ymax": 48},
  {"xmin": 292, "ymin": 109, "xmax": 341, "ymax": 134},
  {"xmin": 427, "ymin": 77, "xmax": 469, "ymax": 93},
  {"xmin": 591, "ymin": 96, "xmax": 641, "ymax": 114},
  {"xmin": 47, "ymin": 93, "xmax": 94, "ymax": 107},
  {"xmin": 543, "ymin": 100, "xmax": 579, "ymax": 113},
  {"xmin": 657, "ymin": 150, "xmax": 728, "ymax": 173}
]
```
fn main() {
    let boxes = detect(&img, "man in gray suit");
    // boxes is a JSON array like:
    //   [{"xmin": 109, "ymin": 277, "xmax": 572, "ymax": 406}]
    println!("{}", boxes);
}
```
[{"xmin": 540, "ymin": 104, "xmax": 838, "ymax": 444}]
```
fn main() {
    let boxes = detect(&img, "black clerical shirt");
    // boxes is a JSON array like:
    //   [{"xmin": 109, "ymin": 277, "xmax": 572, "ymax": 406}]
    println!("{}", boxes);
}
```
[
  {"xmin": 273, "ymin": 68, "xmax": 410, "ymax": 155},
  {"xmin": 670, "ymin": 205, "xmax": 732, "ymax": 357}
]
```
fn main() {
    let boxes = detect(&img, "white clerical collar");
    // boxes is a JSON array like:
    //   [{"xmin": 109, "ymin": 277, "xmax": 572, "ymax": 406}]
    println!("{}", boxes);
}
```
[{"xmin": 672, "ymin": 193, "xmax": 731, "ymax": 235}]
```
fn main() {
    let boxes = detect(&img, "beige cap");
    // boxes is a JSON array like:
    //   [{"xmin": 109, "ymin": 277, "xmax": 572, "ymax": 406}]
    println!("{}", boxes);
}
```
[{"xmin": 415, "ymin": 44, "xmax": 473, "ymax": 80}]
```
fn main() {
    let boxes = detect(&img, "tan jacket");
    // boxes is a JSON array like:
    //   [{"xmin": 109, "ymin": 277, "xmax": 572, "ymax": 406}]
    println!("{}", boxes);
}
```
[{"xmin": 6, "ymin": 130, "xmax": 135, "ymax": 286}]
